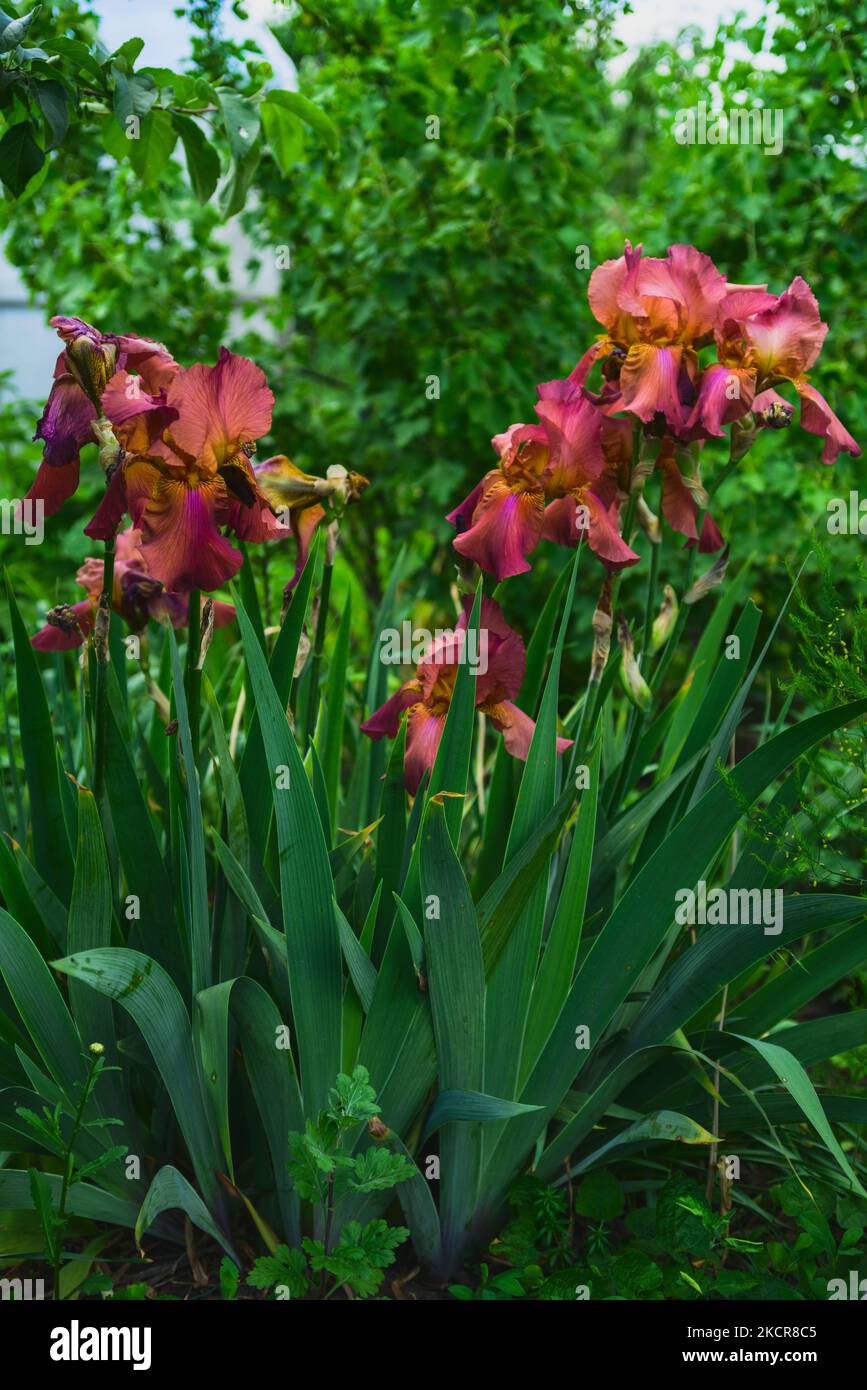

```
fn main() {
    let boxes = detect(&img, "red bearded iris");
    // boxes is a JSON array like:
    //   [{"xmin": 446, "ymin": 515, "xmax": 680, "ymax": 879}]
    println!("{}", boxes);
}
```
[
  {"xmin": 361, "ymin": 596, "xmax": 571, "ymax": 793},
  {"xmin": 689, "ymin": 278, "xmax": 861, "ymax": 463},
  {"xmin": 85, "ymin": 348, "xmax": 284, "ymax": 592},
  {"xmin": 31, "ymin": 526, "xmax": 235, "ymax": 651},
  {"xmin": 27, "ymin": 315, "xmax": 178, "ymax": 517},
  {"xmin": 448, "ymin": 385, "xmax": 639, "ymax": 581},
  {"xmin": 587, "ymin": 242, "xmax": 728, "ymax": 433}
]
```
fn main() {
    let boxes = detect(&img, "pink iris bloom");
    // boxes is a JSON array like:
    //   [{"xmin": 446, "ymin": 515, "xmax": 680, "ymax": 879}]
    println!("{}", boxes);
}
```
[
  {"xmin": 448, "ymin": 385, "xmax": 639, "ymax": 580},
  {"xmin": 85, "ymin": 349, "xmax": 284, "ymax": 592},
  {"xmin": 689, "ymin": 278, "xmax": 860, "ymax": 463},
  {"xmin": 361, "ymin": 596, "xmax": 571, "ymax": 794},
  {"xmin": 32, "ymin": 526, "xmax": 235, "ymax": 651},
  {"xmin": 587, "ymin": 242, "xmax": 728, "ymax": 432},
  {"xmin": 27, "ymin": 316, "xmax": 178, "ymax": 517}
]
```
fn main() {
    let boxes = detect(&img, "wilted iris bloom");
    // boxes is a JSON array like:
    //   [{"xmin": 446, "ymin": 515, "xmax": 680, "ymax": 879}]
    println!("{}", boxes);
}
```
[
  {"xmin": 31, "ymin": 526, "xmax": 234, "ymax": 651},
  {"xmin": 689, "ymin": 278, "xmax": 860, "ymax": 463},
  {"xmin": 361, "ymin": 596, "xmax": 571, "ymax": 793},
  {"xmin": 254, "ymin": 455, "xmax": 369, "ymax": 592},
  {"xmin": 86, "ymin": 349, "xmax": 284, "ymax": 592},
  {"xmin": 448, "ymin": 387, "xmax": 639, "ymax": 580},
  {"xmin": 27, "ymin": 315, "xmax": 178, "ymax": 516}
]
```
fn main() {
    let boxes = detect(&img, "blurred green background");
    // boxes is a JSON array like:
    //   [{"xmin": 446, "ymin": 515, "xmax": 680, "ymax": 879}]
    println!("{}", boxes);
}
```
[{"xmin": 0, "ymin": 0, "xmax": 864, "ymax": 687}]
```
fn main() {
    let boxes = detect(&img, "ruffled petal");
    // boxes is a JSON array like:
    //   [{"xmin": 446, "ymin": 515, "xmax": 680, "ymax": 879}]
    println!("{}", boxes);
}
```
[
  {"xmin": 535, "ymin": 390, "xmax": 604, "ymax": 489},
  {"xmin": 130, "ymin": 466, "xmax": 242, "ymax": 592},
  {"xmin": 33, "ymin": 372, "xmax": 96, "ymax": 470},
  {"xmin": 660, "ymin": 244, "xmax": 728, "ymax": 340},
  {"xmin": 166, "ymin": 348, "xmax": 274, "ymax": 471},
  {"xmin": 745, "ymin": 276, "xmax": 828, "ymax": 382},
  {"xmin": 486, "ymin": 700, "xmax": 572, "ymax": 762},
  {"xmin": 25, "ymin": 457, "xmax": 81, "ymax": 518},
  {"xmin": 588, "ymin": 252, "xmax": 630, "ymax": 334},
  {"xmin": 453, "ymin": 476, "xmax": 545, "ymax": 580},
  {"xmin": 112, "ymin": 334, "xmax": 179, "ymax": 392},
  {"xmin": 404, "ymin": 705, "xmax": 447, "ymax": 795},
  {"xmin": 583, "ymin": 489, "xmax": 641, "ymax": 571},
  {"xmin": 686, "ymin": 362, "xmax": 755, "ymax": 438},
  {"xmin": 659, "ymin": 454, "xmax": 725, "ymax": 552},
  {"xmin": 619, "ymin": 344, "xmax": 684, "ymax": 428},
  {"xmin": 446, "ymin": 479, "xmax": 484, "ymax": 533},
  {"xmin": 361, "ymin": 684, "xmax": 420, "ymax": 741},
  {"xmin": 84, "ymin": 461, "xmax": 130, "ymax": 540},
  {"xmin": 795, "ymin": 380, "xmax": 861, "ymax": 464}
]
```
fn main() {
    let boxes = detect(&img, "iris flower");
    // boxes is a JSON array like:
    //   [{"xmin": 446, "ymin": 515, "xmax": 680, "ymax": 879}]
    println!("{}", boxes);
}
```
[
  {"xmin": 689, "ymin": 278, "xmax": 860, "ymax": 463},
  {"xmin": 31, "ymin": 527, "xmax": 234, "ymax": 651},
  {"xmin": 448, "ymin": 386, "xmax": 639, "ymax": 580},
  {"xmin": 28, "ymin": 315, "xmax": 178, "ymax": 517},
  {"xmin": 587, "ymin": 242, "xmax": 728, "ymax": 432},
  {"xmin": 86, "ymin": 349, "xmax": 284, "ymax": 592},
  {"xmin": 361, "ymin": 597, "xmax": 570, "ymax": 794}
]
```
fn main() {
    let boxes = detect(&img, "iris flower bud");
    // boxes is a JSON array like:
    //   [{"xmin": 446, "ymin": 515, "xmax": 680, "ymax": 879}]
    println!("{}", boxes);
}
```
[{"xmin": 618, "ymin": 617, "xmax": 652, "ymax": 711}]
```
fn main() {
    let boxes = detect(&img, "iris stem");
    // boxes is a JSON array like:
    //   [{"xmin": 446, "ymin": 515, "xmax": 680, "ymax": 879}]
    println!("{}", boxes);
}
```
[
  {"xmin": 583, "ymin": 487, "xmax": 639, "ymax": 740},
  {"xmin": 54, "ymin": 1049, "xmax": 102, "ymax": 1299},
  {"xmin": 93, "ymin": 531, "xmax": 116, "ymax": 801},
  {"xmin": 185, "ymin": 588, "xmax": 202, "ymax": 763},
  {"xmin": 649, "ymin": 446, "xmax": 740, "ymax": 697},
  {"xmin": 608, "ymin": 479, "xmax": 662, "ymax": 812},
  {"xmin": 303, "ymin": 550, "xmax": 334, "ymax": 746}
]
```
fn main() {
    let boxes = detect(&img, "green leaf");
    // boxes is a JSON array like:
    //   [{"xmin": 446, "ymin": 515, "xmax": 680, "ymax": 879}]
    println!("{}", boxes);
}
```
[
  {"xmin": 128, "ymin": 109, "xmax": 178, "ymax": 190},
  {"xmin": 52, "ymin": 948, "xmax": 222, "ymax": 1208},
  {"xmin": 336, "ymin": 906, "xmax": 377, "ymax": 1015},
  {"xmin": 566, "ymin": 1110, "xmax": 718, "ymax": 1180},
  {"xmin": 234, "ymin": 593, "xmax": 342, "ymax": 1117},
  {"xmin": 46, "ymin": 36, "xmax": 104, "ymax": 82},
  {"xmin": 484, "ymin": 551, "xmax": 579, "ymax": 1111},
  {"xmin": 216, "ymin": 90, "xmax": 261, "ymax": 162},
  {"xmin": 264, "ymin": 89, "xmax": 337, "ymax": 152},
  {"xmin": 485, "ymin": 697, "xmax": 867, "ymax": 1207},
  {"xmin": 261, "ymin": 98, "xmax": 303, "ymax": 174},
  {"xmin": 29, "ymin": 1165, "xmax": 58, "ymax": 1262},
  {"xmin": 111, "ymin": 68, "xmax": 157, "ymax": 127},
  {"xmin": 574, "ymin": 1168, "xmax": 624, "ymax": 1221},
  {"xmin": 136, "ymin": 1166, "xmax": 237, "ymax": 1262},
  {"xmin": 230, "ymin": 977, "xmax": 303, "ymax": 1244},
  {"xmin": 102, "ymin": 677, "xmax": 181, "ymax": 983},
  {"xmin": 318, "ymin": 591, "xmax": 351, "ymax": 839},
  {"xmin": 173, "ymin": 112, "xmax": 220, "ymax": 202},
  {"xmin": 523, "ymin": 737, "xmax": 601, "ymax": 1075},
  {"xmin": 0, "ymin": 1168, "xmax": 137, "ymax": 1227},
  {"xmin": 728, "ymin": 1033, "xmax": 867, "ymax": 1198},
  {"xmin": 167, "ymin": 628, "xmax": 211, "ymax": 995},
  {"xmin": 32, "ymin": 79, "xmax": 69, "ymax": 149},
  {"xmin": 421, "ymin": 1088, "xmax": 541, "ymax": 1143},
  {"xmin": 248, "ymin": 1243, "xmax": 308, "ymax": 1296},
  {"xmin": 420, "ymin": 798, "xmax": 485, "ymax": 1275},
  {"xmin": 0, "ymin": 908, "xmax": 85, "ymax": 1101},
  {"xmin": 0, "ymin": 6, "xmax": 39, "ymax": 54},
  {"xmin": 6, "ymin": 577, "xmax": 72, "ymax": 897}
]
